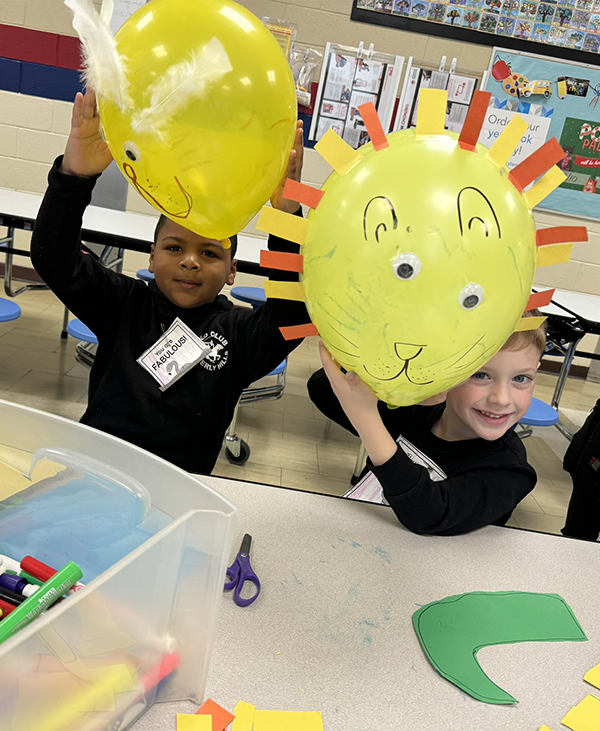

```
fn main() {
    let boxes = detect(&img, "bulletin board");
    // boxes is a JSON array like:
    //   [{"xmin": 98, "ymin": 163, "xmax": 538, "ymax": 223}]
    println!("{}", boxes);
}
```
[
  {"xmin": 351, "ymin": 0, "xmax": 600, "ymax": 65},
  {"xmin": 482, "ymin": 47, "xmax": 600, "ymax": 220}
]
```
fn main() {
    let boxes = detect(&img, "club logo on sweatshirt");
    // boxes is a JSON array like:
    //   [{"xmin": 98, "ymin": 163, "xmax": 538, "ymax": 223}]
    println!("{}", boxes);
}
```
[{"xmin": 199, "ymin": 331, "xmax": 229, "ymax": 371}]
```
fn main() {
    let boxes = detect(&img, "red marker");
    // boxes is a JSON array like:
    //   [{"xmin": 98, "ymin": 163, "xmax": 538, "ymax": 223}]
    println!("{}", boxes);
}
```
[
  {"xmin": 20, "ymin": 556, "xmax": 86, "ymax": 594},
  {"xmin": 0, "ymin": 598, "xmax": 16, "ymax": 617}
]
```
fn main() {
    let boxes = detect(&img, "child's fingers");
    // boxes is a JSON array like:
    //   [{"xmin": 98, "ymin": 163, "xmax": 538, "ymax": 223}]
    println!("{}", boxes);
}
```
[
  {"xmin": 81, "ymin": 88, "xmax": 97, "ymax": 121},
  {"xmin": 71, "ymin": 92, "xmax": 84, "ymax": 127}
]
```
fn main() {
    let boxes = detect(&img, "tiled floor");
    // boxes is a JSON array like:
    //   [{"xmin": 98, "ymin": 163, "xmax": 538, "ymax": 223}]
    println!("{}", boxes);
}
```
[{"xmin": 1, "ymin": 276, "xmax": 598, "ymax": 538}]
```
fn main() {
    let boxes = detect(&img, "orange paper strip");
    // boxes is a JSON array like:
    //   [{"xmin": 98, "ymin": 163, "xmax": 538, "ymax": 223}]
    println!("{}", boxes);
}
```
[
  {"xmin": 526, "ymin": 289, "xmax": 555, "ymax": 310},
  {"xmin": 536, "ymin": 226, "xmax": 588, "ymax": 246},
  {"xmin": 358, "ymin": 102, "xmax": 389, "ymax": 150},
  {"xmin": 508, "ymin": 138, "xmax": 565, "ymax": 192},
  {"xmin": 280, "ymin": 323, "xmax": 319, "ymax": 340},
  {"xmin": 458, "ymin": 91, "xmax": 491, "ymax": 151},
  {"xmin": 282, "ymin": 179, "xmax": 324, "ymax": 209},
  {"xmin": 260, "ymin": 250, "xmax": 304, "ymax": 273},
  {"xmin": 196, "ymin": 698, "xmax": 235, "ymax": 731}
]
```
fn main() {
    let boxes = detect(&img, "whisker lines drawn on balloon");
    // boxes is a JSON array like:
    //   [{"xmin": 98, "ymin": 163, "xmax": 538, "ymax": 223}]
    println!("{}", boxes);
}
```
[{"xmin": 448, "ymin": 336, "xmax": 485, "ymax": 369}]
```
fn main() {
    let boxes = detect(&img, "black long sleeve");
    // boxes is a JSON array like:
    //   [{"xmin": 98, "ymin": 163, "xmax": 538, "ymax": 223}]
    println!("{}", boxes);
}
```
[{"xmin": 308, "ymin": 368, "xmax": 536, "ymax": 536}]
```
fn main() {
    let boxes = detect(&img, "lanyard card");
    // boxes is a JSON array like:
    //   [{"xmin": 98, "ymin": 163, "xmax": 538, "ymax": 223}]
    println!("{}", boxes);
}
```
[{"xmin": 137, "ymin": 317, "xmax": 211, "ymax": 392}]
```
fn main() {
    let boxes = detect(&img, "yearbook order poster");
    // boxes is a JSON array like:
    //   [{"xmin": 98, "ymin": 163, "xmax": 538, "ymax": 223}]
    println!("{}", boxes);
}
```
[{"xmin": 483, "ymin": 47, "xmax": 600, "ymax": 219}]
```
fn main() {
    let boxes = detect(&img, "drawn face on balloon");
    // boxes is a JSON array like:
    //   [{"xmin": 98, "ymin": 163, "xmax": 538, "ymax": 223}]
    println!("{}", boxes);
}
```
[
  {"xmin": 89, "ymin": 0, "xmax": 296, "ymax": 239},
  {"xmin": 301, "ymin": 131, "xmax": 538, "ymax": 406}
]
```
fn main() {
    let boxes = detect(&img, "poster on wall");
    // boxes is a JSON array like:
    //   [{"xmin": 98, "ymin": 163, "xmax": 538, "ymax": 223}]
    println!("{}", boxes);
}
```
[
  {"xmin": 351, "ymin": 0, "xmax": 600, "ymax": 65},
  {"xmin": 481, "ymin": 47, "xmax": 600, "ymax": 219},
  {"xmin": 309, "ymin": 43, "xmax": 404, "ymax": 148}
]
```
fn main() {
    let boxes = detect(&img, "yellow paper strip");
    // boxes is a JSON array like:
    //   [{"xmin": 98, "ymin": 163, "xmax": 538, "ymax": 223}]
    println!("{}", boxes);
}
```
[
  {"xmin": 315, "ymin": 128, "xmax": 362, "ymax": 175},
  {"xmin": 253, "ymin": 710, "xmax": 324, "ymax": 731},
  {"xmin": 264, "ymin": 281, "xmax": 306, "ymax": 302},
  {"xmin": 256, "ymin": 206, "xmax": 309, "ymax": 245},
  {"xmin": 514, "ymin": 315, "xmax": 547, "ymax": 332},
  {"xmin": 232, "ymin": 700, "xmax": 255, "ymax": 731},
  {"xmin": 486, "ymin": 116, "xmax": 529, "ymax": 168},
  {"xmin": 177, "ymin": 713, "xmax": 212, "ymax": 731},
  {"xmin": 526, "ymin": 166, "xmax": 567, "ymax": 208},
  {"xmin": 537, "ymin": 243, "xmax": 573, "ymax": 268},
  {"xmin": 416, "ymin": 89, "xmax": 447, "ymax": 137},
  {"xmin": 584, "ymin": 663, "xmax": 600, "ymax": 690},
  {"xmin": 539, "ymin": 726, "xmax": 554, "ymax": 730},
  {"xmin": 562, "ymin": 694, "xmax": 600, "ymax": 731}
]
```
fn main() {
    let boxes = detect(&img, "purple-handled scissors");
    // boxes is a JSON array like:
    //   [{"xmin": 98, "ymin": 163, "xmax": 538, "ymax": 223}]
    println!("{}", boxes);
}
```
[{"xmin": 224, "ymin": 533, "xmax": 261, "ymax": 607}]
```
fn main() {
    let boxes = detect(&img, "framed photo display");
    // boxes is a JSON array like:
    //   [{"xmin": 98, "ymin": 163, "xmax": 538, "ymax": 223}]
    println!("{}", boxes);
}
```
[{"xmin": 352, "ymin": 0, "xmax": 600, "ymax": 65}]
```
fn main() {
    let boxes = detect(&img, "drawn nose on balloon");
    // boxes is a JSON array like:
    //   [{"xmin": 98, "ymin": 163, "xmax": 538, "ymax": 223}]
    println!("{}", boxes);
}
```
[{"xmin": 394, "ymin": 343, "xmax": 424, "ymax": 362}]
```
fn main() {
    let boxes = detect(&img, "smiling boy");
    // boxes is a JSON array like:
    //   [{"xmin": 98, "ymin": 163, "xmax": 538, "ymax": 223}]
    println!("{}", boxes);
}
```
[
  {"xmin": 31, "ymin": 89, "xmax": 306, "ymax": 473},
  {"xmin": 308, "ymin": 314, "xmax": 545, "ymax": 536}
]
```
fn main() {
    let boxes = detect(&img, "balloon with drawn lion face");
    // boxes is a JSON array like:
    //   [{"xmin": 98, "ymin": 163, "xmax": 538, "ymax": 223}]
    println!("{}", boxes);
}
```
[{"xmin": 301, "ymin": 130, "xmax": 537, "ymax": 406}]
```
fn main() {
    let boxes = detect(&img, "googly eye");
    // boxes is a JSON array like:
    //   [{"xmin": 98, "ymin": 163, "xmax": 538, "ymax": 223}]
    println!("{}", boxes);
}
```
[
  {"xmin": 459, "ymin": 283, "xmax": 485, "ymax": 310},
  {"xmin": 393, "ymin": 253, "xmax": 422, "ymax": 281},
  {"xmin": 124, "ymin": 141, "xmax": 141, "ymax": 162}
]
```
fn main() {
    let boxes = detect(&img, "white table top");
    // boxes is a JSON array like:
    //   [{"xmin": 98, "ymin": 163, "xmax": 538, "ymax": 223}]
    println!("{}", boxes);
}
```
[
  {"xmin": 134, "ymin": 476, "xmax": 600, "ymax": 731},
  {"xmin": 0, "ymin": 187, "xmax": 266, "ymax": 265},
  {"xmin": 541, "ymin": 288, "xmax": 600, "ymax": 324}
]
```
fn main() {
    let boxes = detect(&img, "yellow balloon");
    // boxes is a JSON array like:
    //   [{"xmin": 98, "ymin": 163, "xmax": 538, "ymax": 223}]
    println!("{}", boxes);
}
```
[
  {"xmin": 301, "ymin": 129, "xmax": 537, "ymax": 406},
  {"xmin": 99, "ymin": 0, "xmax": 296, "ymax": 239}
]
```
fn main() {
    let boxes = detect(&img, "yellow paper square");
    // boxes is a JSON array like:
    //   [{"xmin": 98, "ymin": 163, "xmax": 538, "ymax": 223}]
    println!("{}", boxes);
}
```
[
  {"xmin": 253, "ymin": 710, "xmax": 324, "ymax": 731},
  {"xmin": 232, "ymin": 700, "xmax": 256, "ymax": 731},
  {"xmin": 416, "ymin": 89, "xmax": 447, "ymax": 137},
  {"xmin": 537, "ymin": 243, "xmax": 573, "ymax": 268},
  {"xmin": 314, "ymin": 129, "xmax": 362, "ymax": 175},
  {"xmin": 584, "ymin": 662, "xmax": 600, "ymax": 690},
  {"xmin": 177, "ymin": 713, "xmax": 212, "ymax": 731},
  {"xmin": 562, "ymin": 694, "xmax": 600, "ymax": 731},
  {"xmin": 486, "ymin": 115, "xmax": 529, "ymax": 168},
  {"xmin": 539, "ymin": 726, "xmax": 554, "ymax": 730}
]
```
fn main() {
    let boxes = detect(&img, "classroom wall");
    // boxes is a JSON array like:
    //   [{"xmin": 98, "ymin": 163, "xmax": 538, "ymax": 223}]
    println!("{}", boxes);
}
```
[{"xmin": 1, "ymin": 0, "xmax": 599, "ymax": 302}]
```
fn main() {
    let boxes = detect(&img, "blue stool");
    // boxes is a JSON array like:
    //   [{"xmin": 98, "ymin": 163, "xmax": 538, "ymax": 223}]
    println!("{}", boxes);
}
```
[
  {"xmin": 517, "ymin": 397, "xmax": 559, "ymax": 438},
  {"xmin": 66, "ymin": 319, "xmax": 98, "ymax": 369},
  {"xmin": 230, "ymin": 286, "xmax": 266, "ymax": 310},
  {"xmin": 0, "ymin": 298, "xmax": 21, "ymax": 322},
  {"xmin": 137, "ymin": 268, "xmax": 154, "ymax": 282}
]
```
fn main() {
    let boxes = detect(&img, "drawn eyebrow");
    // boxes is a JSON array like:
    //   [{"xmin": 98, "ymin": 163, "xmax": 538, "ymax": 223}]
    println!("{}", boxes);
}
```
[
  {"xmin": 457, "ymin": 186, "xmax": 501, "ymax": 238},
  {"xmin": 363, "ymin": 196, "xmax": 398, "ymax": 242}
]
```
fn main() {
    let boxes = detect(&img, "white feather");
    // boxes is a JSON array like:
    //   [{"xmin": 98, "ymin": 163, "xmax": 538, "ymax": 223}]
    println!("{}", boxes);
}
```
[
  {"xmin": 64, "ymin": 0, "xmax": 130, "ymax": 109},
  {"xmin": 133, "ymin": 37, "xmax": 234, "ymax": 136},
  {"xmin": 100, "ymin": 0, "xmax": 114, "ymax": 25}
]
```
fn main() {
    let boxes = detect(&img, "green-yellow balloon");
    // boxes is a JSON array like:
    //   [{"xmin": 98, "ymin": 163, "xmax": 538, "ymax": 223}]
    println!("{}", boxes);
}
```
[
  {"xmin": 99, "ymin": 0, "xmax": 297, "ymax": 239},
  {"xmin": 302, "ymin": 130, "xmax": 537, "ymax": 406}
]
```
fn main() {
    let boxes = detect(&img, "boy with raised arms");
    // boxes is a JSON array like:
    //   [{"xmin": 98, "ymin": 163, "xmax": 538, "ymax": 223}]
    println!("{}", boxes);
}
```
[
  {"xmin": 308, "ymin": 314, "xmax": 545, "ymax": 536},
  {"xmin": 31, "ymin": 89, "xmax": 306, "ymax": 473}
]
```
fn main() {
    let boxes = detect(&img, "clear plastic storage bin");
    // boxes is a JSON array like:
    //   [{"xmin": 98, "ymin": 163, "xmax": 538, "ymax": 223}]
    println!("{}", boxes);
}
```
[{"xmin": 0, "ymin": 399, "xmax": 236, "ymax": 731}]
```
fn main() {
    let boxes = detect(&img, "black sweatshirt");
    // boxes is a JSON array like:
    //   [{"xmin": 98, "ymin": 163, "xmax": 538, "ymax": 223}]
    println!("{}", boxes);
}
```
[
  {"xmin": 307, "ymin": 369, "xmax": 536, "ymax": 536},
  {"xmin": 31, "ymin": 157, "xmax": 306, "ymax": 473}
]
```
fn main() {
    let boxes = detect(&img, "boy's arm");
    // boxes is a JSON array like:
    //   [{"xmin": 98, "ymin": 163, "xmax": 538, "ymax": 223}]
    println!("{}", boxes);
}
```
[{"xmin": 316, "ymin": 343, "xmax": 536, "ymax": 536}]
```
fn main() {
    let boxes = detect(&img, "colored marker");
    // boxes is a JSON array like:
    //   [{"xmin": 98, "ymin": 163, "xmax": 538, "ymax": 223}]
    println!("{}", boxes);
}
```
[
  {"xmin": 20, "ymin": 556, "xmax": 86, "ymax": 594},
  {"xmin": 0, "ymin": 599, "xmax": 15, "ymax": 617},
  {"xmin": 0, "ymin": 573, "xmax": 38, "ymax": 597},
  {"xmin": 0, "ymin": 561, "xmax": 83, "ymax": 644},
  {"xmin": 0, "ymin": 555, "xmax": 21, "ymax": 575},
  {"xmin": 0, "ymin": 585, "xmax": 25, "ymax": 606}
]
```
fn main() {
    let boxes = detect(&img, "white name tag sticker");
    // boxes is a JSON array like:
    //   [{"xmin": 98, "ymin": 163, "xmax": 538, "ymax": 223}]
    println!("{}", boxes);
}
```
[{"xmin": 137, "ymin": 317, "xmax": 211, "ymax": 391}]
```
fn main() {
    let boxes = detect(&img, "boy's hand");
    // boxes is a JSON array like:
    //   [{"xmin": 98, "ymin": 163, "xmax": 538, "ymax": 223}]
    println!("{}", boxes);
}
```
[
  {"xmin": 270, "ymin": 119, "xmax": 304, "ymax": 214},
  {"xmin": 61, "ymin": 89, "xmax": 113, "ymax": 178}
]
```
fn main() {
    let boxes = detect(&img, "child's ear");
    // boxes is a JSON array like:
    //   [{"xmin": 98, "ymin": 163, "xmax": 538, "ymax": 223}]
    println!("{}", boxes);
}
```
[
  {"xmin": 148, "ymin": 245, "xmax": 155, "ymax": 273},
  {"xmin": 227, "ymin": 258, "xmax": 238, "ymax": 286}
]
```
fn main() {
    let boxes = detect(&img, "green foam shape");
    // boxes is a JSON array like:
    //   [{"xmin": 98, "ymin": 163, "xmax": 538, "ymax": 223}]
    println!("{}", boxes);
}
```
[{"xmin": 413, "ymin": 590, "xmax": 587, "ymax": 705}]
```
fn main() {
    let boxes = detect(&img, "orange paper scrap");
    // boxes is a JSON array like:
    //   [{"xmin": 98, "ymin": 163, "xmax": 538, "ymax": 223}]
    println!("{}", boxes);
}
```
[
  {"xmin": 253, "ymin": 710, "xmax": 324, "ymax": 731},
  {"xmin": 280, "ymin": 323, "xmax": 319, "ymax": 340},
  {"xmin": 260, "ymin": 250, "xmax": 304, "ymax": 273},
  {"xmin": 458, "ymin": 91, "xmax": 491, "ymax": 151},
  {"xmin": 536, "ymin": 226, "xmax": 588, "ymax": 246},
  {"xmin": 526, "ymin": 289, "xmax": 555, "ymax": 310},
  {"xmin": 256, "ymin": 207, "xmax": 309, "ymax": 246},
  {"xmin": 196, "ymin": 698, "xmax": 236, "ymax": 731},
  {"xmin": 231, "ymin": 701, "xmax": 255, "ymax": 731},
  {"xmin": 315, "ymin": 129, "xmax": 362, "ymax": 175},
  {"xmin": 508, "ymin": 137, "xmax": 565, "ymax": 192},
  {"xmin": 264, "ymin": 281, "xmax": 305, "ymax": 302},
  {"xmin": 177, "ymin": 713, "xmax": 211, "ymax": 730},
  {"xmin": 562, "ymin": 694, "xmax": 600, "ymax": 731},
  {"xmin": 282, "ymin": 179, "xmax": 324, "ymax": 209},
  {"xmin": 358, "ymin": 101, "xmax": 389, "ymax": 150}
]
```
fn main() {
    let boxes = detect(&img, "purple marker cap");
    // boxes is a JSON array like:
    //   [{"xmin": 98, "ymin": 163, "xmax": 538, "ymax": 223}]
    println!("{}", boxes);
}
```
[{"xmin": 0, "ymin": 573, "xmax": 26, "ymax": 595}]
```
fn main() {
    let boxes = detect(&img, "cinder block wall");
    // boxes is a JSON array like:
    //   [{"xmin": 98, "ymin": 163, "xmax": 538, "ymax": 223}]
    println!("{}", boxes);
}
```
[{"xmin": 1, "ymin": 0, "xmax": 598, "ymax": 300}]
